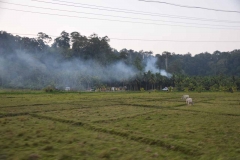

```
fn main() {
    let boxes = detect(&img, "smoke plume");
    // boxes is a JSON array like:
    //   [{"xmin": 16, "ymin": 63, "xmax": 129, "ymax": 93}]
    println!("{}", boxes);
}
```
[{"xmin": 0, "ymin": 50, "xmax": 171, "ymax": 90}]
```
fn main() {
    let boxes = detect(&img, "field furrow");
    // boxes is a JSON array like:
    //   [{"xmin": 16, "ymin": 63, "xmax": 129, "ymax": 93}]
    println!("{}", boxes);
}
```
[{"xmin": 0, "ymin": 91, "xmax": 239, "ymax": 159}]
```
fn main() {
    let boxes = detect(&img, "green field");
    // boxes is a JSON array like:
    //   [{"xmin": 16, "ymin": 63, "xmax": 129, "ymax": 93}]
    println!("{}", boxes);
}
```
[{"xmin": 0, "ymin": 91, "xmax": 240, "ymax": 160}]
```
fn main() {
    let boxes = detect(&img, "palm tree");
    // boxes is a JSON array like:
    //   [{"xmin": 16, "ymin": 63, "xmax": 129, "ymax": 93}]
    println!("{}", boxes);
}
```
[
  {"xmin": 143, "ymin": 72, "xmax": 148, "ymax": 90},
  {"xmin": 155, "ymin": 73, "xmax": 163, "ymax": 90},
  {"xmin": 149, "ymin": 73, "xmax": 156, "ymax": 90}
]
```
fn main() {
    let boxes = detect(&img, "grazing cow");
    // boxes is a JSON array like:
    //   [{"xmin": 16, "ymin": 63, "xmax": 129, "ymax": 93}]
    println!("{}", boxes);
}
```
[
  {"xmin": 186, "ymin": 98, "xmax": 193, "ymax": 105},
  {"xmin": 182, "ymin": 95, "xmax": 189, "ymax": 100},
  {"xmin": 111, "ymin": 87, "xmax": 115, "ymax": 91}
]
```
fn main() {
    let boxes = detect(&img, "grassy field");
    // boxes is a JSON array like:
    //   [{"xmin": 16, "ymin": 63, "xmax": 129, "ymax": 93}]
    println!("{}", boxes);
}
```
[{"xmin": 0, "ymin": 91, "xmax": 240, "ymax": 160}]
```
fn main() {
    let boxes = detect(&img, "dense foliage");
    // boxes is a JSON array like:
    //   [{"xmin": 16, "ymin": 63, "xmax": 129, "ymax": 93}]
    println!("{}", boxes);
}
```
[{"xmin": 0, "ymin": 30, "xmax": 240, "ymax": 91}]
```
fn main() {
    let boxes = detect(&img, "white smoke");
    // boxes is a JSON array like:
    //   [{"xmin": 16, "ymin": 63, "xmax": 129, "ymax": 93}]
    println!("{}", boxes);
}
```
[
  {"xmin": 0, "ymin": 50, "xmax": 172, "ymax": 89},
  {"xmin": 144, "ymin": 56, "xmax": 172, "ymax": 77},
  {"xmin": 0, "ymin": 51, "xmax": 138, "ymax": 89}
]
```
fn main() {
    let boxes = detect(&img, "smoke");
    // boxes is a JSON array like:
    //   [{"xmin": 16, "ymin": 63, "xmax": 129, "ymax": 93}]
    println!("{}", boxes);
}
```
[
  {"xmin": 0, "ymin": 51, "xmax": 139, "ymax": 89},
  {"xmin": 0, "ymin": 50, "xmax": 172, "ymax": 90},
  {"xmin": 144, "ymin": 56, "xmax": 172, "ymax": 78}
]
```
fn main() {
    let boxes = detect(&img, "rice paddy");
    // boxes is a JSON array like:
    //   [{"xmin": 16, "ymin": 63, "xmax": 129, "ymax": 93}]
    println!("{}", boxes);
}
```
[{"xmin": 0, "ymin": 91, "xmax": 239, "ymax": 159}]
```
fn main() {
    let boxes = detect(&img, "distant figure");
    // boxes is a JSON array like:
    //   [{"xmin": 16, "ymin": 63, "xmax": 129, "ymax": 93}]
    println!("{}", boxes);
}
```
[
  {"xmin": 111, "ymin": 87, "xmax": 115, "ymax": 91},
  {"xmin": 186, "ymin": 98, "xmax": 193, "ymax": 105},
  {"xmin": 182, "ymin": 95, "xmax": 189, "ymax": 100},
  {"xmin": 65, "ymin": 87, "xmax": 70, "ymax": 91}
]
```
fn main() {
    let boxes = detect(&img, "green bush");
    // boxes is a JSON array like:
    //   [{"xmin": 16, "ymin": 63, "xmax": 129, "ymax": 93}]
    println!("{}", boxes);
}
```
[
  {"xmin": 43, "ymin": 85, "xmax": 56, "ymax": 92},
  {"xmin": 196, "ymin": 86, "xmax": 204, "ymax": 93}
]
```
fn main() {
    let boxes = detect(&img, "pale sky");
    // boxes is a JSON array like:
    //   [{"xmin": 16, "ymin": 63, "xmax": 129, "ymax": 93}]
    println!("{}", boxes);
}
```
[{"xmin": 0, "ymin": 0, "xmax": 240, "ymax": 55}]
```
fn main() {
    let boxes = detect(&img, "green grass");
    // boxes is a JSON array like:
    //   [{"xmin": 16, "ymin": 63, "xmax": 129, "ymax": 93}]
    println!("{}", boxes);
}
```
[
  {"xmin": 0, "ymin": 91, "xmax": 240, "ymax": 159},
  {"xmin": 35, "ymin": 105, "xmax": 158, "ymax": 123},
  {"xmin": 0, "ymin": 116, "xmax": 187, "ymax": 160},
  {"xmin": 96, "ymin": 109, "xmax": 240, "ymax": 159}
]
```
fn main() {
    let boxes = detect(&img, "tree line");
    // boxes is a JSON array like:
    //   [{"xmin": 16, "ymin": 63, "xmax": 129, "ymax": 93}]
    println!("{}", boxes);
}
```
[{"xmin": 0, "ymin": 30, "xmax": 239, "ymax": 91}]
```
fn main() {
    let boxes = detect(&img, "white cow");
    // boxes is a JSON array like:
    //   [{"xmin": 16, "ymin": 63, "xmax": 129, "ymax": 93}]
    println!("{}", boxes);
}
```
[
  {"xmin": 186, "ymin": 98, "xmax": 193, "ymax": 105},
  {"xmin": 181, "ymin": 95, "xmax": 189, "ymax": 100}
]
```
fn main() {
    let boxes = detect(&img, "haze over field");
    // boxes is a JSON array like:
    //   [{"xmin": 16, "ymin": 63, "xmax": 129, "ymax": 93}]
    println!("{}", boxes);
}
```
[
  {"xmin": 0, "ymin": 0, "xmax": 240, "ymax": 91},
  {"xmin": 0, "ymin": 50, "xmax": 169, "ymax": 89},
  {"xmin": 0, "ymin": 30, "xmax": 240, "ymax": 91}
]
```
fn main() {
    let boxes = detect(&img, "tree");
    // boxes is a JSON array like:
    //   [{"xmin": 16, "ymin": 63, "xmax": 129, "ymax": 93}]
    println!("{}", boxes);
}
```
[
  {"xmin": 70, "ymin": 31, "xmax": 88, "ymax": 58},
  {"xmin": 1, "ymin": 30, "xmax": 240, "ymax": 91},
  {"xmin": 155, "ymin": 73, "xmax": 163, "ymax": 90},
  {"xmin": 149, "ymin": 73, "xmax": 156, "ymax": 90},
  {"xmin": 162, "ymin": 51, "xmax": 171, "ymax": 71},
  {"xmin": 52, "ymin": 31, "xmax": 71, "ymax": 58},
  {"xmin": 37, "ymin": 32, "xmax": 52, "ymax": 44},
  {"xmin": 52, "ymin": 31, "xmax": 70, "ymax": 49},
  {"xmin": 84, "ymin": 34, "xmax": 113, "ymax": 65},
  {"xmin": 37, "ymin": 32, "xmax": 52, "ymax": 51}
]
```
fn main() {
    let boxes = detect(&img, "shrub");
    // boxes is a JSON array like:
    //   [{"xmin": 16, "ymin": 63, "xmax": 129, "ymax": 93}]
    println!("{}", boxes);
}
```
[
  {"xmin": 184, "ymin": 87, "xmax": 189, "ymax": 92},
  {"xmin": 210, "ymin": 84, "xmax": 219, "ymax": 91},
  {"xmin": 196, "ymin": 86, "xmax": 204, "ymax": 93},
  {"xmin": 43, "ymin": 85, "xmax": 56, "ymax": 92}
]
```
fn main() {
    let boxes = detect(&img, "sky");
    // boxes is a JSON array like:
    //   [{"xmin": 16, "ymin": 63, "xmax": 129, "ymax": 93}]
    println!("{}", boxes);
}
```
[{"xmin": 0, "ymin": 0, "xmax": 240, "ymax": 55}]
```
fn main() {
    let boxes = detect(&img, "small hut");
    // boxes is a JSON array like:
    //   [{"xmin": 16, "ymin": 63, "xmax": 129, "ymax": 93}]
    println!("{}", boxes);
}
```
[{"xmin": 65, "ymin": 87, "xmax": 70, "ymax": 91}]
